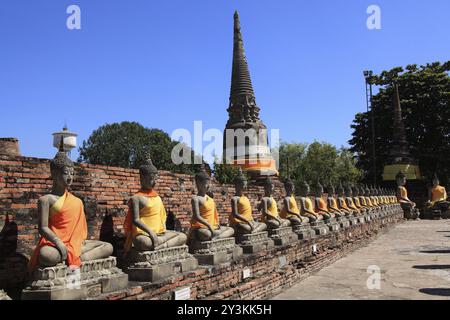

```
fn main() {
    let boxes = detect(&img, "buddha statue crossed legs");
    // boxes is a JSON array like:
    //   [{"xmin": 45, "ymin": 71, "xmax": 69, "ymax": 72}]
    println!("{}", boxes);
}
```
[
  {"xmin": 28, "ymin": 142, "xmax": 113, "ymax": 271},
  {"xmin": 396, "ymin": 171, "xmax": 419, "ymax": 220}
]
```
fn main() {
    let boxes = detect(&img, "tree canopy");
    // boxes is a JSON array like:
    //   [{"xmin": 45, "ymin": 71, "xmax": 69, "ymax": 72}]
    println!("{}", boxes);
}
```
[
  {"xmin": 78, "ymin": 121, "xmax": 198, "ymax": 174},
  {"xmin": 278, "ymin": 141, "xmax": 362, "ymax": 190},
  {"xmin": 349, "ymin": 61, "xmax": 450, "ymax": 185}
]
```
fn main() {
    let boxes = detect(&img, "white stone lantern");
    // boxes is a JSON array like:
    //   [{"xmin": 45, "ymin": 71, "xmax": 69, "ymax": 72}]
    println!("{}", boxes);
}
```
[{"xmin": 52, "ymin": 125, "xmax": 78, "ymax": 153}]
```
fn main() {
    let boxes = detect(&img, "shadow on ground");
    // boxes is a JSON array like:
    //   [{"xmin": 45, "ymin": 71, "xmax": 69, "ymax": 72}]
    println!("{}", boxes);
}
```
[
  {"xmin": 419, "ymin": 288, "xmax": 450, "ymax": 297},
  {"xmin": 419, "ymin": 249, "xmax": 450, "ymax": 254},
  {"xmin": 413, "ymin": 265, "xmax": 450, "ymax": 270}
]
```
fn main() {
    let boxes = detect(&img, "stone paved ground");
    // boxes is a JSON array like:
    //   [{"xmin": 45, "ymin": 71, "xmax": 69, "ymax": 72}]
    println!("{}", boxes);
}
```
[{"xmin": 273, "ymin": 219, "xmax": 450, "ymax": 300}]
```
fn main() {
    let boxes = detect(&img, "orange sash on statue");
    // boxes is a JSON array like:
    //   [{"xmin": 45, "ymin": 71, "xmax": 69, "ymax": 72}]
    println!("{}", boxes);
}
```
[
  {"xmin": 28, "ymin": 192, "xmax": 87, "ymax": 272},
  {"xmin": 123, "ymin": 189, "xmax": 159, "ymax": 253}
]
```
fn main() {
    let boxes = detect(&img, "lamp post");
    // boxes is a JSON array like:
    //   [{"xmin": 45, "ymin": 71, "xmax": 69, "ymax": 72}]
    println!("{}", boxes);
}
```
[{"xmin": 364, "ymin": 70, "xmax": 376, "ymax": 185}]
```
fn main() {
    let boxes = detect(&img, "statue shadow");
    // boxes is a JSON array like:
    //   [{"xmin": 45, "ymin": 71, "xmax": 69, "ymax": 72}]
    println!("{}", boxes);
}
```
[
  {"xmin": 413, "ymin": 265, "xmax": 450, "ymax": 270},
  {"xmin": 436, "ymin": 231, "xmax": 450, "ymax": 233},
  {"xmin": 0, "ymin": 214, "xmax": 30, "ymax": 300},
  {"xmin": 166, "ymin": 209, "xmax": 182, "ymax": 232},
  {"xmin": 419, "ymin": 288, "xmax": 450, "ymax": 297},
  {"xmin": 419, "ymin": 249, "xmax": 450, "ymax": 254}
]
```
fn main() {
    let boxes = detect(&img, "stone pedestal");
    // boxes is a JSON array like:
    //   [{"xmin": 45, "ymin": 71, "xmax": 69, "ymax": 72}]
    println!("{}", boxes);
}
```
[
  {"xmin": 325, "ymin": 219, "xmax": 340, "ymax": 232},
  {"xmin": 292, "ymin": 224, "xmax": 316, "ymax": 241},
  {"xmin": 348, "ymin": 216, "xmax": 359, "ymax": 226},
  {"xmin": 235, "ymin": 232, "xmax": 274, "ymax": 254},
  {"xmin": 267, "ymin": 227, "xmax": 297, "ymax": 246},
  {"xmin": 189, "ymin": 238, "xmax": 243, "ymax": 265},
  {"xmin": 310, "ymin": 221, "xmax": 328, "ymax": 236},
  {"xmin": 125, "ymin": 245, "xmax": 198, "ymax": 283},
  {"xmin": 22, "ymin": 257, "xmax": 128, "ymax": 300},
  {"xmin": 337, "ymin": 217, "xmax": 350, "ymax": 229},
  {"xmin": 356, "ymin": 215, "xmax": 366, "ymax": 224}
]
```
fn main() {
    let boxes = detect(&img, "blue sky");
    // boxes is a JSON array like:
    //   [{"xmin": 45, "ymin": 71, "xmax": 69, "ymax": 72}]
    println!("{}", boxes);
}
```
[{"xmin": 0, "ymin": 0, "xmax": 449, "ymax": 162}]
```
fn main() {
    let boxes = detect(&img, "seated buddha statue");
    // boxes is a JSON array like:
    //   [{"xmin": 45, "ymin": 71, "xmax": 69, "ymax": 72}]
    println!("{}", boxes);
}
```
[
  {"xmin": 352, "ymin": 185, "xmax": 366, "ymax": 213},
  {"xmin": 190, "ymin": 166, "xmax": 235, "ymax": 241},
  {"xmin": 298, "ymin": 181, "xmax": 322, "ymax": 222},
  {"xmin": 230, "ymin": 169, "xmax": 267, "ymax": 234},
  {"xmin": 396, "ymin": 171, "xmax": 419, "ymax": 220},
  {"xmin": 345, "ymin": 185, "xmax": 361, "ymax": 215},
  {"xmin": 357, "ymin": 184, "xmax": 368, "ymax": 208},
  {"xmin": 259, "ymin": 177, "xmax": 291, "ymax": 230},
  {"xmin": 280, "ymin": 179, "xmax": 310, "ymax": 225},
  {"xmin": 426, "ymin": 173, "xmax": 449, "ymax": 214},
  {"xmin": 325, "ymin": 182, "xmax": 344, "ymax": 217},
  {"xmin": 336, "ymin": 182, "xmax": 353, "ymax": 216},
  {"xmin": 28, "ymin": 141, "xmax": 113, "ymax": 271},
  {"xmin": 370, "ymin": 186, "xmax": 380, "ymax": 207},
  {"xmin": 364, "ymin": 185, "xmax": 375, "ymax": 208},
  {"xmin": 124, "ymin": 156, "xmax": 187, "ymax": 253},
  {"xmin": 313, "ymin": 180, "xmax": 333, "ymax": 221}
]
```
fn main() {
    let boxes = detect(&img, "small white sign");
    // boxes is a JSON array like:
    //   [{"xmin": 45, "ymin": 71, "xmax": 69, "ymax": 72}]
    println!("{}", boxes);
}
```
[
  {"xmin": 312, "ymin": 244, "xmax": 317, "ymax": 253},
  {"xmin": 349, "ymin": 232, "xmax": 352, "ymax": 237},
  {"xmin": 278, "ymin": 255, "xmax": 287, "ymax": 268},
  {"xmin": 173, "ymin": 286, "xmax": 191, "ymax": 300},
  {"xmin": 242, "ymin": 268, "xmax": 252, "ymax": 279}
]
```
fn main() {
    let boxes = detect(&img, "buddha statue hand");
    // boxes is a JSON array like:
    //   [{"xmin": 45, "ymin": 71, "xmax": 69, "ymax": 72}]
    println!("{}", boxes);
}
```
[{"xmin": 55, "ymin": 239, "xmax": 68, "ymax": 261}]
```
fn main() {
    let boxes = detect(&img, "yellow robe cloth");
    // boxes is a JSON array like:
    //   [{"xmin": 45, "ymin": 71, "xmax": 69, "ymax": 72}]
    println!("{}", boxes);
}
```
[
  {"xmin": 365, "ymin": 197, "xmax": 373, "ymax": 207},
  {"xmin": 229, "ymin": 195, "xmax": 254, "ymax": 225},
  {"xmin": 281, "ymin": 195, "xmax": 300, "ymax": 219},
  {"xmin": 338, "ymin": 197, "xmax": 350, "ymax": 210},
  {"xmin": 328, "ymin": 197, "xmax": 340, "ymax": 212},
  {"xmin": 398, "ymin": 186, "xmax": 409, "ymax": 202},
  {"xmin": 262, "ymin": 197, "xmax": 279, "ymax": 222},
  {"xmin": 315, "ymin": 198, "xmax": 329, "ymax": 214},
  {"xmin": 124, "ymin": 190, "xmax": 167, "ymax": 253},
  {"xmin": 28, "ymin": 192, "xmax": 87, "ymax": 272},
  {"xmin": 431, "ymin": 186, "xmax": 447, "ymax": 204},
  {"xmin": 191, "ymin": 195, "xmax": 219, "ymax": 230},
  {"xmin": 301, "ymin": 197, "xmax": 316, "ymax": 215}
]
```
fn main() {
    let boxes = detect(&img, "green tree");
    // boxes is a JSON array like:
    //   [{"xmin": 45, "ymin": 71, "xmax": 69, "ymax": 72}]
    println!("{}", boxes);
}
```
[
  {"xmin": 78, "ymin": 121, "xmax": 197, "ymax": 174},
  {"xmin": 278, "ymin": 141, "xmax": 362, "ymax": 190},
  {"xmin": 349, "ymin": 61, "xmax": 450, "ymax": 185},
  {"xmin": 212, "ymin": 157, "xmax": 242, "ymax": 184}
]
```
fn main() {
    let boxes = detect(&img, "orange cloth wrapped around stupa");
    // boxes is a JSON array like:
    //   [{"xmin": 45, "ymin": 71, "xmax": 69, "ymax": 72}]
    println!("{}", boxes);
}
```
[{"xmin": 28, "ymin": 192, "xmax": 87, "ymax": 272}]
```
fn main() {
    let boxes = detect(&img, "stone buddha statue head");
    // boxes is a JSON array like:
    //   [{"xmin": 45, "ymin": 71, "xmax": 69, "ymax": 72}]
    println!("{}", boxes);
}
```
[
  {"xmin": 345, "ymin": 184, "xmax": 353, "ymax": 197},
  {"xmin": 283, "ymin": 178, "xmax": 295, "ymax": 196},
  {"xmin": 234, "ymin": 168, "xmax": 248, "ymax": 194},
  {"xmin": 195, "ymin": 165, "xmax": 211, "ymax": 195},
  {"xmin": 299, "ymin": 181, "xmax": 310, "ymax": 197},
  {"xmin": 396, "ymin": 171, "xmax": 406, "ymax": 187},
  {"xmin": 263, "ymin": 176, "xmax": 274, "ymax": 196},
  {"xmin": 352, "ymin": 185, "xmax": 360, "ymax": 197},
  {"xmin": 139, "ymin": 154, "xmax": 158, "ymax": 190},
  {"xmin": 314, "ymin": 180, "xmax": 324, "ymax": 197},
  {"xmin": 326, "ymin": 181, "xmax": 336, "ymax": 196},
  {"xmin": 50, "ymin": 139, "xmax": 74, "ymax": 191},
  {"xmin": 337, "ymin": 182, "xmax": 345, "ymax": 197},
  {"xmin": 364, "ymin": 185, "xmax": 371, "ymax": 196},
  {"xmin": 432, "ymin": 173, "xmax": 440, "ymax": 187}
]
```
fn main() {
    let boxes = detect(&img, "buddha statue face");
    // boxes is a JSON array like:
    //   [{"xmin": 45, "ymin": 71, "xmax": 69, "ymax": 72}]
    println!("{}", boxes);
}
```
[
  {"xmin": 337, "ymin": 184, "xmax": 345, "ymax": 197},
  {"xmin": 284, "ymin": 180, "xmax": 295, "ymax": 196},
  {"xmin": 396, "ymin": 172, "xmax": 406, "ymax": 186},
  {"xmin": 195, "ymin": 173, "xmax": 211, "ymax": 195},
  {"xmin": 432, "ymin": 175, "xmax": 439, "ymax": 187},
  {"xmin": 345, "ymin": 186, "xmax": 353, "ymax": 197},
  {"xmin": 50, "ymin": 149, "xmax": 74, "ymax": 189},
  {"xmin": 263, "ymin": 177, "xmax": 274, "ymax": 195},
  {"xmin": 139, "ymin": 156, "xmax": 158, "ymax": 190},
  {"xmin": 353, "ymin": 186, "xmax": 359, "ymax": 197},
  {"xmin": 315, "ymin": 182, "xmax": 324, "ymax": 197},
  {"xmin": 327, "ymin": 184, "xmax": 336, "ymax": 196},
  {"xmin": 234, "ymin": 172, "xmax": 248, "ymax": 194}
]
